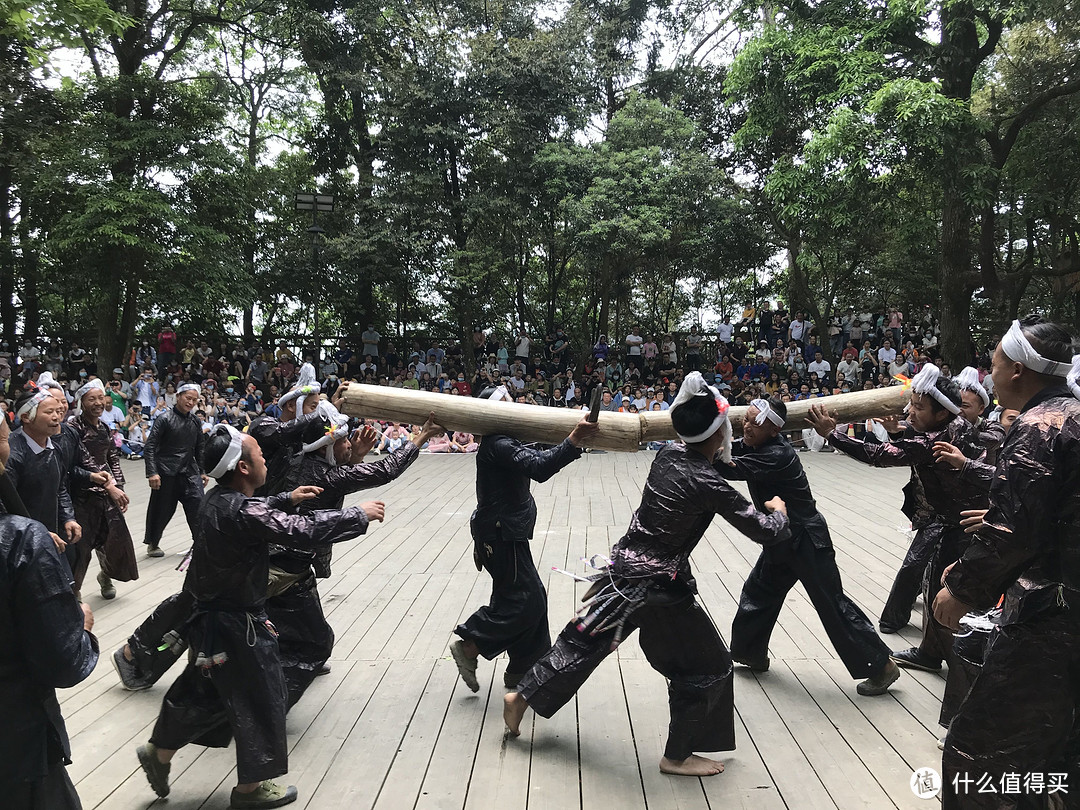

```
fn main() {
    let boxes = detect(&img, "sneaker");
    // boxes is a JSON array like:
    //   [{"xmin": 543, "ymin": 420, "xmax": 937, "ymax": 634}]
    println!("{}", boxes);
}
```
[
  {"xmin": 98, "ymin": 571, "xmax": 116, "ymax": 600},
  {"xmin": 732, "ymin": 655, "xmax": 770, "ymax": 672},
  {"xmin": 230, "ymin": 780, "xmax": 298, "ymax": 809},
  {"xmin": 857, "ymin": 660, "xmax": 901, "ymax": 696},
  {"xmin": 315, "ymin": 662, "xmax": 331, "ymax": 677},
  {"xmin": 878, "ymin": 622, "xmax": 905, "ymax": 634},
  {"xmin": 890, "ymin": 647, "xmax": 942, "ymax": 673},
  {"xmin": 136, "ymin": 743, "xmax": 171, "ymax": 798},
  {"xmin": 450, "ymin": 639, "xmax": 480, "ymax": 693},
  {"xmin": 147, "ymin": 545, "xmax": 165, "ymax": 558},
  {"xmin": 113, "ymin": 647, "xmax": 153, "ymax": 691}
]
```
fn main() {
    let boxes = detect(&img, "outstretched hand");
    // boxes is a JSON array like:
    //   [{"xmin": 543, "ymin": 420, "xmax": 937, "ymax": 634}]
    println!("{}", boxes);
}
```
[
  {"xmin": 352, "ymin": 425, "xmax": 379, "ymax": 459},
  {"xmin": 568, "ymin": 418, "xmax": 601, "ymax": 447},
  {"xmin": 874, "ymin": 414, "xmax": 903, "ymax": 435},
  {"xmin": 960, "ymin": 508, "xmax": 988, "ymax": 534},
  {"xmin": 805, "ymin": 404, "xmax": 837, "ymax": 438},
  {"xmin": 360, "ymin": 500, "xmax": 385, "ymax": 522},
  {"xmin": 290, "ymin": 485, "xmax": 324, "ymax": 506}
]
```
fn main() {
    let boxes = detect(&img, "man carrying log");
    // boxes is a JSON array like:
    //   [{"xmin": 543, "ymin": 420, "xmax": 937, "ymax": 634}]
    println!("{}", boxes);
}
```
[{"xmin": 450, "ymin": 384, "xmax": 599, "ymax": 693}]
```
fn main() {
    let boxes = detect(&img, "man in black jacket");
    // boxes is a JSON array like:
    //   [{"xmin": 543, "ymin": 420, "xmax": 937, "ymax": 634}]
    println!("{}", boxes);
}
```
[
  {"xmin": 451, "ymin": 386, "xmax": 598, "ymax": 692},
  {"xmin": 142, "ymin": 383, "xmax": 206, "ymax": 557},
  {"xmin": 725, "ymin": 397, "xmax": 899, "ymax": 696},
  {"xmin": 136, "ymin": 425, "xmax": 382, "ymax": 809},
  {"xmin": 1, "ymin": 509, "xmax": 99, "ymax": 810}
]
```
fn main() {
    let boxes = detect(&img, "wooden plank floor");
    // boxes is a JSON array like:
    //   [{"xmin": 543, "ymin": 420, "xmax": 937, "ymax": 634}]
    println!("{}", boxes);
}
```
[{"xmin": 65, "ymin": 449, "xmax": 944, "ymax": 809}]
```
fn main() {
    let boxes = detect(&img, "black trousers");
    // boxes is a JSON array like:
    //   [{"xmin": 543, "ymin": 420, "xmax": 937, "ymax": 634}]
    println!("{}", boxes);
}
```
[
  {"xmin": 10, "ymin": 761, "xmax": 82, "ymax": 810},
  {"xmin": 129, "ymin": 591, "xmax": 195, "ymax": 685},
  {"xmin": 143, "ymin": 473, "xmax": 203, "ymax": 548},
  {"xmin": 919, "ymin": 526, "xmax": 967, "ymax": 667},
  {"xmin": 519, "ymin": 597, "xmax": 735, "ymax": 761},
  {"xmin": 939, "ymin": 610, "xmax": 998, "ymax": 729},
  {"xmin": 456, "ymin": 537, "xmax": 550, "ymax": 676},
  {"xmin": 130, "ymin": 582, "xmax": 332, "ymax": 708},
  {"xmin": 943, "ymin": 614, "xmax": 1080, "ymax": 809},
  {"xmin": 151, "ymin": 610, "xmax": 288, "ymax": 785},
  {"xmin": 880, "ymin": 525, "xmax": 941, "ymax": 630},
  {"xmin": 731, "ymin": 536, "xmax": 890, "ymax": 679}
]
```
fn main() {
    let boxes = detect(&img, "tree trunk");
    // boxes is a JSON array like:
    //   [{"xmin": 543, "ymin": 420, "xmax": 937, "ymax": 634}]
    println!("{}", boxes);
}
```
[
  {"xmin": 938, "ymin": 187, "xmax": 976, "ymax": 368},
  {"xmin": 0, "ymin": 161, "xmax": 16, "ymax": 347}
]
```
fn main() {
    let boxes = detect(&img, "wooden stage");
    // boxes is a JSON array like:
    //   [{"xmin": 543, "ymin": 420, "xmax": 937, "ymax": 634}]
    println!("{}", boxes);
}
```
[{"xmin": 63, "ymin": 449, "xmax": 942, "ymax": 809}]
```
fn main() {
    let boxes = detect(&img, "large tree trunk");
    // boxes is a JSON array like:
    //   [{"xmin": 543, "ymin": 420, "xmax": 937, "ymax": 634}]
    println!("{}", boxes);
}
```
[
  {"xmin": 938, "ymin": 187, "xmax": 977, "ymax": 368},
  {"xmin": 0, "ymin": 162, "xmax": 16, "ymax": 347}
]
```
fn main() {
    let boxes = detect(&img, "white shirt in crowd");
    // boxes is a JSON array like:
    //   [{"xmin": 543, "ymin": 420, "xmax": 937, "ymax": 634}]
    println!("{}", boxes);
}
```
[
  {"xmin": 878, "ymin": 346, "xmax": 897, "ymax": 365},
  {"xmin": 625, "ymin": 333, "xmax": 643, "ymax": 355},
  {"xmin": 361, "ymin": 329, "xmax": 381, "ymax": 357},
  {"xmin": 789, "ymin": 319, "xmax": 807, "ymax": 342},
  {"xmin": 836, "ymin": 359, "xmax": 859, "ymax": 382},
  {"xmin": 100, "ymin": 405, "xmax": 124, "ymax": 431},
  {"xmin": 716, "ymin": 322, "xmax": 734, "ymax": 343},
  {"xmin": 515, "ymin": 336, "xmax": 532, "ymax": 358},
  {"xmin": 808, "ymin": 359, "xmax": 832, "ymax": 377}
]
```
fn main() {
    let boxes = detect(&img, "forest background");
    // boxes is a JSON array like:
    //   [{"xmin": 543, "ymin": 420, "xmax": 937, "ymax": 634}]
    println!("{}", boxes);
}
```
[{"xmin": 2, "ymin": 0, "xmax": 1079, "ymax": 373}]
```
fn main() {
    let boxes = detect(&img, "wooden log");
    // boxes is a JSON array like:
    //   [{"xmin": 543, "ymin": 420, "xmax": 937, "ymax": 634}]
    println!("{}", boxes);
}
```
[{"xmin": 339, "ymin": 384, "xmax": 910, "ymax": 452}]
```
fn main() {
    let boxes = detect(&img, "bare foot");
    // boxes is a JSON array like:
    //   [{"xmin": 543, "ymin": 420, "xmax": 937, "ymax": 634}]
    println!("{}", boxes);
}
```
[
  {"xmin": 503, "ymin": 692, "xmax": 528, "ymax": 737},
  {"xmin": 659, "ymin": 755, "xmax": 725, "ymax": 776}
]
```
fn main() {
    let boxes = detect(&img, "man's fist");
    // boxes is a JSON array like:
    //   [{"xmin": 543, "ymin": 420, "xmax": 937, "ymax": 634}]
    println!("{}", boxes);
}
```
[{"xmin": 360, "ymin": 501, "xmax": 386, "ymax": 522}]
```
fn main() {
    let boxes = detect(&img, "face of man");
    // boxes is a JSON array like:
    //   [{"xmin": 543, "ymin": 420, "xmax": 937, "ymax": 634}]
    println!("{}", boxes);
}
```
[
  {"xmin": 176, "ymin": 389, "xmax": 200, "ymax": 414},
  {"xmin": 990, "ymin": 343, "xmax": 1025, "ymax": 411},
  {"xmin": 27, "ymin": 396, "xmax": 65, "ymax": 437},
  {"xmin": 82, "ymin": 388, "xmax": 107, "ymax": 419},
  {"xmin": 959, "ymin": 390, "xmax": 984, "ymax": 424},
  {"xmin": 239, "ymin": 436, "xmax": 267, "ymax": 488},
  {"xmin": 302, "ymin": 396, "xmax": 319, "ymax": 416},
  {"xmin": 48, "ymin": 388, "xmax": 68, "ymax": 419},
  {"xmin": 907, "ymin": 391, "xmax": 951, "ymax": 432}
]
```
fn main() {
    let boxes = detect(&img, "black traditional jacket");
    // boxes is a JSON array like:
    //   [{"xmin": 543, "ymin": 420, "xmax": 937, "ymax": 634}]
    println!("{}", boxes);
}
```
[
  {"xmin": 144, "ymin": 405, "xmax": 205, "ymax": 479},
  {"xmin": 827, "ymin": 414, "xmax": 986, "ymax": 528},
  {"xmin": 187, "ymin": 485, "xmax": 369, "ymax": 611},
  {"xmin": 946, "ymin": 385, "xmax": 1080, "ymax": 625},
  {"xmin": 5, "ymin": 428, "xmax": 74, "ymax": 532},
  {"xmin": 0, "ymin": 516, "xmax": 98, "ymax": 789},
  {"xmin": 472, "ymin": 435, "xmax": 583, "ymax": 542},
  {"xmin": 610, "ymin": 443, "xmax": 790, "ymax": 586},
  {"xmin": 249, "ymin": 411, "xmax": 324, "ymax": 495},
  {"xmin": 69, "ymin": 413, "xmax": 125, "ymax": 498},
  {"xmin": 722, "ymin": 435, "xmax": 831, "ymax": 549}
]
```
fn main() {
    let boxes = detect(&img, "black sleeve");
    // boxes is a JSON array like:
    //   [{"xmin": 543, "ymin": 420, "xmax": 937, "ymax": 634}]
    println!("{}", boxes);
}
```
[
  {"xmin": 143, "ymin": 414, "xmax": 167, "ymax": 477},
  {"xmin": 487, "ymin": 436, "xmax": 583, "ymax": 483}
]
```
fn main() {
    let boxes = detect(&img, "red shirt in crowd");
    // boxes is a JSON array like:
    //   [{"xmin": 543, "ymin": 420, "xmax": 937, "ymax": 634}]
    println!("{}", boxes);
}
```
[{"xmin": 158, "ymin": 330, "xmax": 177, "ymax": 354}]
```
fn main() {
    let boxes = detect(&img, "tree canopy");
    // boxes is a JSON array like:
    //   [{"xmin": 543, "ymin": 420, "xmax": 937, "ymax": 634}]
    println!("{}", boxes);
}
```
[{"xmin": 3, "ymin": 0, "xmax": 1079, "ymax": 370}]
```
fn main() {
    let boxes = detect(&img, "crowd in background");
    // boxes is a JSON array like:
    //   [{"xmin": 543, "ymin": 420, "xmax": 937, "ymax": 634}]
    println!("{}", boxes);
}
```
[{"xmin": 0, "ymin": 300, "xmax": 994, "ymax": 453}]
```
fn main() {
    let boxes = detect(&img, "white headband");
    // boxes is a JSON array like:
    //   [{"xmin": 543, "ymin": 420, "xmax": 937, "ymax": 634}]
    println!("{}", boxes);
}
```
[
  {"xmin": 36, "ymin": 371, "xmax": 64, "ymax": 392},
  {"xmin": 671, "ymin": 371, "xmax": 732, "ymax": 461},
  {"xmin": 302, "ymin": 400, "xmax": 351, "ymax": 464},
  {"xmin": 16, "ymin": 389, "xmax": 52, "ymax": 421},
  {"xmin": 954, "ymin": 366, "xmax": 990, "ymax": 409},
  {"xmin": 279, "ymin": 363, "xmax": 319, "ymax": 411},
  {"xmin": 177, "ymin": 383, "xmax": 200, "ymax": 395},
  {"xmin": 74, "ymin": 378, "xmax": 106, "ymax": 402},
  {"xmin": 1001, "ymin": 320, "xmax": 1073, "ymax": 377},
  {"xmin": 750, "ymin": 398, "xmax": 785, "ymax": 427},
  {"xmin": 207, "ymin": 424, "xmax": 246, "ymax": 479},
  {"xmin": 910, "ymin": 362, "xmax": 962, "ymax": 415}
]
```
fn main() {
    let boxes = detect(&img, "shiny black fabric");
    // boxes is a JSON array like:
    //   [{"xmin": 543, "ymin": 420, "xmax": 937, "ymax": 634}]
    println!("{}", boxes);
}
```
[
  {"xmin": 149, "ymin": 487, "xmax": 370, "ymax": 784},
  {"xmin": 143, "ymin": 405, "xmax": 205, "ymax": 479},
  {"xmin": 829, "ymin": 416, "xmax": 988, "ymax": 630},
  {"xmin": 456, "ymin": 538, "xmax": 550, "ymax": 672},
  {"xmin": 610, "ymin": 443, "xmax": 791, "ymax": 584},
  {"xmin": 142, "ymin": 472, "xmax": 203, "ymax": 548},
  {"xmin": 150, "ymin": 609, "xmax": 288, "ymax": 784},
  {"xmin": 519, "ymin": 443, "xmax": 788, "ymax": 760},
  {"xmin": 0, "ymin": 516, "xmax": 98, "ymax": 794},
  {"xmin": 939, "ymin": 608, "xmax": 999, "ymax": 728},
  {"xmin": 519, "ymin": 597, "xmax": 735, "ymax": 761},
  {"xmin": 10, "ymin": 761, "xmax": 82, "ymax": 810},
  {"xmin": 270, "ymin": 576, "xmax": 335, "ymax": 708},
  {"xmin": 68, "ymin": 414, "xmax": 138, "ymax": 588},
  {"xmin": 457, "ymin": 436, "xmax": 584, "ymax": 672},
  {"xmin": 472, "ymin": 436, "xmax": 583, "ymax": 542},
  {"xmin": 187, "ymin": 486, "xmax": 368, "ymax": 611},
  {"xmin": 943, "ymin": 387, "xmax": 1080, "ymax": 809},
  {"xmin": 828, "ymin": 414, "xmax": 985, "ymax": 528},
  {"xmin": 127, "ymin": 590, "xmax": 194, "ymax": 684},
  {"xmin": 724, "ymin": 436, "xmax": 890, "ymax": 680},
  {"xmin": 5, "ymin": 429, "xmax": 74, "ymax": 532},
  {"xmin": 249, "ymin": 412, "xmax": 322, "ymax": 496}
]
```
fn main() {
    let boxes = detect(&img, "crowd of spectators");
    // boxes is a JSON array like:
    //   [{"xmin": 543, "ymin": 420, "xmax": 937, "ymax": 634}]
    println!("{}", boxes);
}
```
[{"xmin": 0, "ymin": 302, "xmax": 993, "ymax": 453}]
